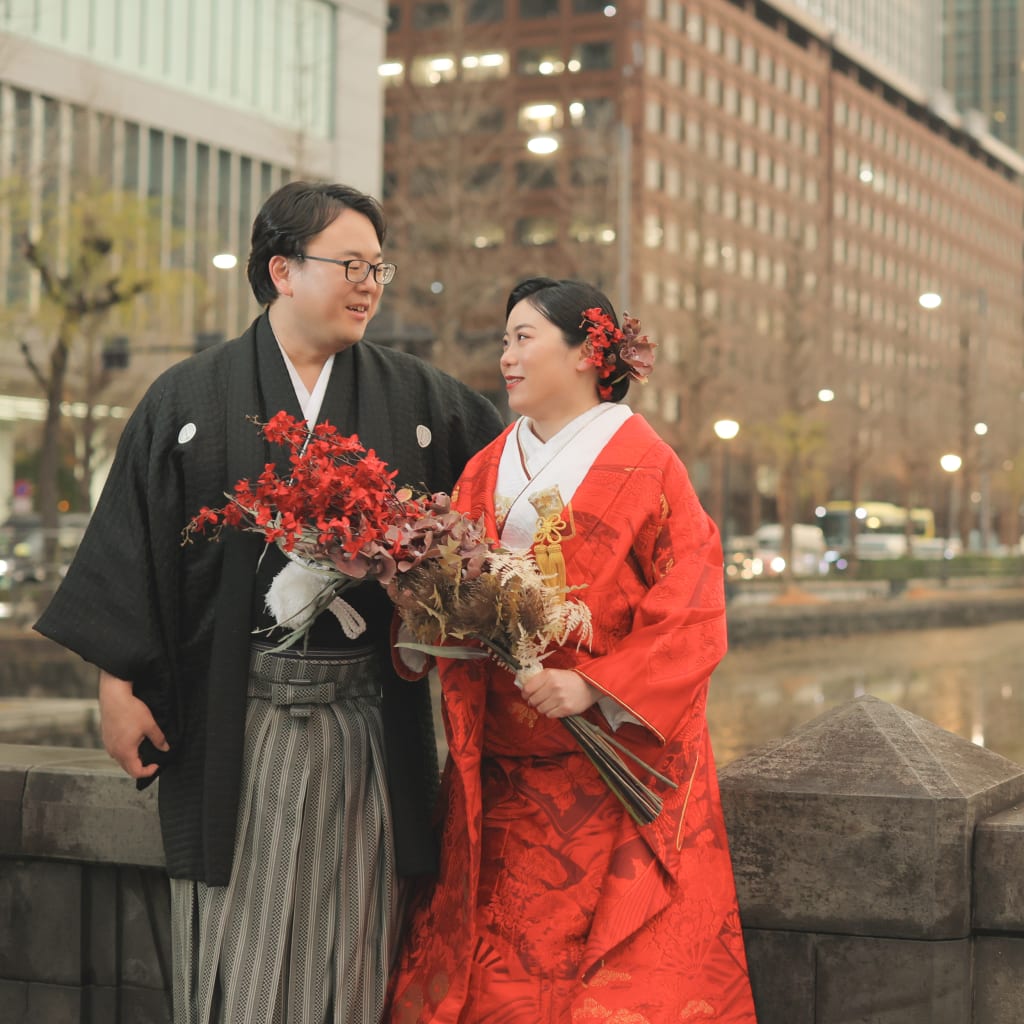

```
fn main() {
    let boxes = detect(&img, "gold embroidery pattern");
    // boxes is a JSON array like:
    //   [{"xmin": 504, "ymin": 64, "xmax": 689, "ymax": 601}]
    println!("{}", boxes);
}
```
[{"xmin": 529, "ymin": 487, "xmax": 575, "ymax": 601}]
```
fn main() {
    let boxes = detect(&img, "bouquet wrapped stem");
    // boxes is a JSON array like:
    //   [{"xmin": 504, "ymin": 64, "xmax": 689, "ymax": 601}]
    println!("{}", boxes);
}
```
[{"xmin": 412, "ymin": 635, "xmax": 677, "ymax": 827}]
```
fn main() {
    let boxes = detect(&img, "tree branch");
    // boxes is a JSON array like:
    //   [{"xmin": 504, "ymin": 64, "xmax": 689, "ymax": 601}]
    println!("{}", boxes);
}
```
[
  {"xmin": 22, "ymin": 234, "xmax": 65, "ymax": 304},
  {"xmin": 18, "ymin": 339, "xmax": 49, "ymax": 391}
]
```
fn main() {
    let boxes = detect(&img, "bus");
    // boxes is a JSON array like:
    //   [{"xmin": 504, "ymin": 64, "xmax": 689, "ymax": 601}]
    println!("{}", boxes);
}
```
[{"xmin": 813, "ymin": 501, "xmax": 938, "ymax": 560}]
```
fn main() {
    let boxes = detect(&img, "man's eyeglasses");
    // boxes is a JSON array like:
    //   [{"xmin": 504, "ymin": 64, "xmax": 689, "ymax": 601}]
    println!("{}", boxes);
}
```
[{"xmin": 301, "ymin": 255, "xmax": 397, "ymax": 285}]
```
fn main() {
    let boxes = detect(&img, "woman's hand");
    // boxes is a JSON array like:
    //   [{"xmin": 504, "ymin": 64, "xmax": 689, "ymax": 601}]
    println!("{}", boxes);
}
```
[
  {"xmin": 519, "ymin": 667, "xmax": 599, "ymax": 718},
  {"xmin": 98, "ymin": 670, "xmax": 169, "ymax": 779}
]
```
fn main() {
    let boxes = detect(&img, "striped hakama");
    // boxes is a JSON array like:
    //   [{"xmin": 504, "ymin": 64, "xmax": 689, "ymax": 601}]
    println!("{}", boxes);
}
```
[{"xmin": 170, "ymin": 645, "xmax": 398, "ymax": 1024}]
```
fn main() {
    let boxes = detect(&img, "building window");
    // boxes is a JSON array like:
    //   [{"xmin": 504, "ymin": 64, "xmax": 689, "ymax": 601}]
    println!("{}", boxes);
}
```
[
  {"xmin": 410, "ymin": 55, "xmax": 458, "ymax": 85},
  {"xmin": 518, "ymin": 46, "xmax": 565, "ymax": 75},
  {"xmin": 568, "ymin": 97, "xmax": 615, "ymax": 128},
  {"xmin": 520, "ymin": 0, "xmax": 559, "ymax": 17},
  {"xmin": 475, "ymin": 107, "xmax": 505, "ymax": 132},
  {"xmin": 462, "ymin": 52, "xmax": 509, "ymax": 79},
  {"xmin": 519, "ymin": 101, "xmax": 561, "ymax": 132},
  {"xmin": 468, "ymin": 0, "xmax": 505, "ymax": 21},
  {"xmin": 465, "ymin": 162, "xmax": 503, "ymax": 190},
  {"xmin": 413, "ymin": 1, "xmax": 452, "ymax": 28},
  {"xmin": 467, "ymin": 223, "xmax": 505, "ymax": 247},
  {"xmin": 569, "ymin": 217, "xmax": 616, "ymax": 244},
  {"xmin": 571, "ymin": 40, "xmax": 614, "ymax": 70},
  {"xmin": 410, "ymin": 110, "xmax": 450, "ymax": 138},
  {"xmin": 517, "ymin": 217, "xmax": 558, "ymax": 245},
  {"xmin": 571, "ymin": 157, "xmax": 609, "ymax": 186},
  {"xmin": 517, "ymin": 160, "xmax": 558, "ymax": 189}
]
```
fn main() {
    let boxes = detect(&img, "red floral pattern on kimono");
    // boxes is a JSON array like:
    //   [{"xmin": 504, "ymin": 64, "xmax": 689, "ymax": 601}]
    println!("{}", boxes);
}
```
[{"xmin": 387, "ymin": 415, "xmax": 757, "ymax": 1024}]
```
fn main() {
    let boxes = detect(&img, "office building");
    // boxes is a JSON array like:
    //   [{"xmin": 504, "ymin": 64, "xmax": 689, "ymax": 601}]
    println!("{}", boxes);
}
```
[
  {"xmin": 382, "ymin": 0, "xmax": 1024, "ymax": 539},
  {"xmin": 0, "ymin": 0, "xmax": 386, "ymax": 514},
  {"xmin": 942, "ymin": 0, "xmax": 1024, "ymax": 155}
]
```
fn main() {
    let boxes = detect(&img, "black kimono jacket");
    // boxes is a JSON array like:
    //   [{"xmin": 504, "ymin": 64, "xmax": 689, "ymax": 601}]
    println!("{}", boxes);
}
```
[{"xmin": 35, "ymin": 314, "xmax": 504, "ymax": 885}]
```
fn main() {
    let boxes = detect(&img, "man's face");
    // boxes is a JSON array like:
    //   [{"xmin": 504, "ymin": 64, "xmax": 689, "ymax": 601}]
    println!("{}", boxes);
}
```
[{"xmin": 285, "ymin": 207, "xmax": 385, "ymax": 351}]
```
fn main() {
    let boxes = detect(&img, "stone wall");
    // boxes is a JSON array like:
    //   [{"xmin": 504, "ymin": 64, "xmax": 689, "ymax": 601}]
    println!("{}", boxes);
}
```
[
  {"xmin": 720, "ymin": 696, "xmax": 1024, "ymax": 1023},
  {"xmin": 3, "ymin": 698, "xmax": 1024, "ymax": 1022}
]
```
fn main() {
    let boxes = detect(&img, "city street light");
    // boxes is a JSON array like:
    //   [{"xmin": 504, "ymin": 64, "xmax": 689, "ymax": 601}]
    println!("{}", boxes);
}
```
[
  {"xmin": 919, "ymin": 292, "xmax": 942, "ymax": 310},
  {"xmin": 940, "ymin": 453, "xmax": 962, "ymax": 552},
  {"xmin": 212, "ymin": 253, "xmax": 238, "ymax": 270},
  {"xmin": 974, "ymin": 422, "xmax": 991, "ymax": 550},
  {"xmin": 713, "ymin": 419, "xmax": 740, "ymax": 561}
]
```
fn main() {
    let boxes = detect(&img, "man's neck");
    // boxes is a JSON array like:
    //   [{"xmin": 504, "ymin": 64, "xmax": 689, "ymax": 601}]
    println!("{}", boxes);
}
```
[{"xmin": 267, "ymin": 306, "xmax": 341, "ymax": 392}]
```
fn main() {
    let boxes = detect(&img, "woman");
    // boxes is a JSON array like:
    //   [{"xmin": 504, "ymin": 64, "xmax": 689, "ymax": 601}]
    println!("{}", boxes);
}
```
[{"xmin": 387, "ymin": 278, "xmax": 757, "ymax": 1023}]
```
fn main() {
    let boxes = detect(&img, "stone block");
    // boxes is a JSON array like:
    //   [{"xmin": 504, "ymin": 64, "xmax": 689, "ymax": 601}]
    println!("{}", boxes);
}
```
[
  {"xmin": 83, "ymin": 864, "xmax": 118, "ymax": 987},
  {"xmin": 119, "ymin": 867, "xmax": 173, "ymax": 991},
  {"xmin": 740, "ymin": 929, "xmax": 815, "ymax": 1024},
  {"xmin": 974, "ymin": 936, "xmax": 1024, "ymax": 1024},
  {"xmin": 21, "ymin": 753, "xmax": 164, "ymax": 867},
  {"xmin": 0, "ymin": 979, "xmax": 81, "ymax": 1024},
  {"xmin": 814, "ymin": 934, "xmax": 971, "ymax": 1023},
  {"xmin": 973, "ymin": 802, "xmax": 1024, "ymax": 931},
  {"xmin": 0, "ymin": 745, "xmax": 91, "ymax": 857},
  {"xmin": 0, "ymin": 859, "xmax": 81, "ymax": 984},
  {"xmin": 720, "ymin": 696, "xmax": 1024, "ymax": 938}
]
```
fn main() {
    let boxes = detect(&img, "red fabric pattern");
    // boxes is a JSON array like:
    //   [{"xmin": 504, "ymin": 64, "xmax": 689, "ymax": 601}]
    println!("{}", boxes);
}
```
[{"xmin": 387, "ymin": 416, "xmax": 756, "ymax": 1023}]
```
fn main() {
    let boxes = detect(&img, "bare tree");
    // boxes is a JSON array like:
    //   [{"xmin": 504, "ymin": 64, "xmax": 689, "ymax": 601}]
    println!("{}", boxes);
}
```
[{"xmin": 752, "ymin": 230, "xmax": 828, "ymax": 583}]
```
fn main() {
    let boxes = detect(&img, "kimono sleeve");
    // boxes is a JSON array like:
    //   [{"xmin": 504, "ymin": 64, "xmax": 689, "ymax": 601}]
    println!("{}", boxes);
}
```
[
  {"xmin": 35, "ymin": 379, "xmax": 180, "ymax": 703},
  {"xmin": 572, "ymin": 452, "xmax": 727, "ymax": 744}
]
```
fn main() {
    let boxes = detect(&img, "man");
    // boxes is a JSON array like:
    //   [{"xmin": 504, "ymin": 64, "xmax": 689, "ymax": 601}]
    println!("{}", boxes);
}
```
[{"xmin": 35, "ymin": 181, "xmax": 504, "ymax": 1023}]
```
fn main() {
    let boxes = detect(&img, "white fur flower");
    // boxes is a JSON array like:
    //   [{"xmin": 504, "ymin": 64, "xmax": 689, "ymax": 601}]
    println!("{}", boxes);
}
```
[
  {"xmin": 265, "ymin": 561, "xmax": 330, "ymax": 633},
  {"xmin": 265, "ymin": 561, "xmax": 368, "ymax": 640}
]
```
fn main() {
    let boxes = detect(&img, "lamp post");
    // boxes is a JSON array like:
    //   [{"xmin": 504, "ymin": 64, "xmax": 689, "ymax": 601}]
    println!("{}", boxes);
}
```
[
  {"xmin": 940, "ymin": 453, "xmax": 962, "ymax": 555},
  {"xmin": 974, "ymin": 422, "xmax": 991, "ymax": 551},
  {"xmin": 713, "ymin": 419, "xmax": 740, "ymax": 559}
]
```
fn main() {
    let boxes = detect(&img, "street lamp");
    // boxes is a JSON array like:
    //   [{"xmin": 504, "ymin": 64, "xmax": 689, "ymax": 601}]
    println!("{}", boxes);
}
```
[
  {"xmin": 974, "ymin": 422, "xmax": 991, "ymax": 550},
  {"xmin": 940, "ymin": 453, "xmax": 962, "ymax": 553},
  {"xmin": 919, "ymin": 292, "xmax": 942, "ymax": 310},
  {"xmin": 713, "ymin": 419, "xmax": 740, "ymax": 561}
]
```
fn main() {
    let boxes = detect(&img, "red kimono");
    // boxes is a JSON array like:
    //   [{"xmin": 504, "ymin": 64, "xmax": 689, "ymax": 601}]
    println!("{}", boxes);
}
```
[{"xmin": 388, "ymin": 415, "xmax": 756, "ymax": 1023}]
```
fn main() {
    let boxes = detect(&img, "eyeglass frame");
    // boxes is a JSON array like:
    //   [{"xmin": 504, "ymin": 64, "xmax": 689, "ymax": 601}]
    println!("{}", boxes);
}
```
[{"xmin": 300, "ymin": 254, "xmax": 398, "ymax": 285}]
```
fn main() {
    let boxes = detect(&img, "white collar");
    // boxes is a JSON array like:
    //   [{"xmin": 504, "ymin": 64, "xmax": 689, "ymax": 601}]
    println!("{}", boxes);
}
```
[
  {"xmin": 496, "ymin": 403, "xmax": 632, "ymax": 549},
  {"xmin": 275, "ymin": 339, "xmax": 335, "ymax": 425}
]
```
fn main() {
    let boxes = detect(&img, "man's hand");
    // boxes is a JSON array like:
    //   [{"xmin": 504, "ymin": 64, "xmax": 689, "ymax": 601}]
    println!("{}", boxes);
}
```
[
  {"xmin": 519, "ymin": 667, "xmax": 599, "ymax": 718},
  {"xmin": 98, "ymin": 671, "xmax": 169, "ymax": 779}
]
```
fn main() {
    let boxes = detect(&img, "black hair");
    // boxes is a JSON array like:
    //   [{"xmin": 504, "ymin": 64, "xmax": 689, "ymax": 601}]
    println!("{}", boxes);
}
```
[
  {"xmin": 246, "ymin": 181, "xmax": 387, "ymax": 305},
  {"xmin": 505, "ymin": 277, "xmax": 631, "ymax": 402}
]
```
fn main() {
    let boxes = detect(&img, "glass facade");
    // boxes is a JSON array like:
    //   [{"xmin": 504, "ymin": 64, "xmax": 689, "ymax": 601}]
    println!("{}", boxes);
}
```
[
  {"xmin": 0, "ymin": 0, "xmax": 337, "ymax": 139},
  {"xmin": 0, "ymin": 82, "xmax": 293, "ymax": 334}
]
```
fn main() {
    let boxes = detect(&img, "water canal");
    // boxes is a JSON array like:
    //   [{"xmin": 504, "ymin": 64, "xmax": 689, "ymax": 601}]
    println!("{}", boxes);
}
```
[{"xmin": 707, "ymin": 619, "xmax": 1024, "ymax": 767}]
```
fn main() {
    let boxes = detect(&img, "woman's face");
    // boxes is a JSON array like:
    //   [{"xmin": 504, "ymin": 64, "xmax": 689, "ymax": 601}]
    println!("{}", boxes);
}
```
[{"xmin": 500, "ymin": 299, "xmax": 599, "ymax": 439}]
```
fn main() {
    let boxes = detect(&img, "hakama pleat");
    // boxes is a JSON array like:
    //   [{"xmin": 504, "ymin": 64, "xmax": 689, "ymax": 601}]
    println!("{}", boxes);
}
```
[{"xmin": 171, "ymin": 688, "xmax": 396, "ymax": 1024}]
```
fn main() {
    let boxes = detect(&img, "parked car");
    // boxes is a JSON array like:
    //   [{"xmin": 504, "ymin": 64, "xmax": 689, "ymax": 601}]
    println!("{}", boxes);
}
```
[
  {"xmin": 0, "ymin": 513, "xmax": 91, "ymax": 586},
  {"xmin": 751, "ymin": 523, "xmax": 828, "ymax": 578}
]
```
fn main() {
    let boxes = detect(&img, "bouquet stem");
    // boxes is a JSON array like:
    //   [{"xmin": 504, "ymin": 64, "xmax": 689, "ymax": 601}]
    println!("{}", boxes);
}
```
[{"xmin": 472, "ymin": 636, "xmax": 675, "ymax": 826}]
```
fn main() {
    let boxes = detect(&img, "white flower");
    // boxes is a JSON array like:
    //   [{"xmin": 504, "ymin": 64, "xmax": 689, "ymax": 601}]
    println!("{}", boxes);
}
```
[
  {"xmin": 265, "ymin": 561, "xmax": 331, "ymax": 634},
  {"xmin": 265, "ymin": 560, "xmax": 369, "ymax": 640}
]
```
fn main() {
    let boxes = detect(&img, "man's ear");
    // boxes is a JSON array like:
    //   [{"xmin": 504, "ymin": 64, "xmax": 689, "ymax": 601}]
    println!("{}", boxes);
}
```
[{"xmin": 268, "ymin": 254, "xmax": 293, "ymax": 297}]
